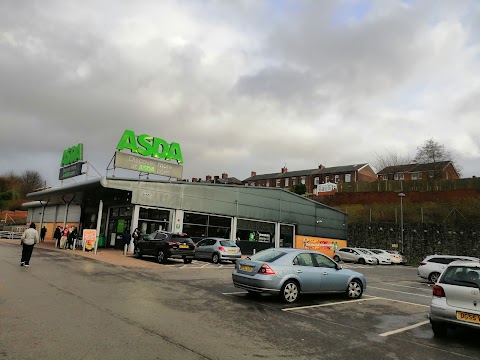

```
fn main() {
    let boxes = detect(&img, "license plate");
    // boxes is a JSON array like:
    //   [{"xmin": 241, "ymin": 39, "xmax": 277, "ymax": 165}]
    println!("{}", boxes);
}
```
[
  {"xmin": 179, "ymin": 244, "xmax": 189, "ymax": 249},
  {"xmin": 240, "ymin": 265, "xmax": 253, "ymax": 271},
  {"xmin": 456, "ymin": 311, "xmax": 480, "ymax": 324},
  {"xmin": 229, "ymin": 250, "xmax": 237, "ymax": 253}
]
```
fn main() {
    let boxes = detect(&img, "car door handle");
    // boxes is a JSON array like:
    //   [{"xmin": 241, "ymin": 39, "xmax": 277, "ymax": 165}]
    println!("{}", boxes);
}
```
[
  {"xmin": 296, "ymin": 270, "xmax": 302, "ymax": 273},
  {"xmin": 323, "ymin": 272, "xmax": 328, "ymax": 276}
]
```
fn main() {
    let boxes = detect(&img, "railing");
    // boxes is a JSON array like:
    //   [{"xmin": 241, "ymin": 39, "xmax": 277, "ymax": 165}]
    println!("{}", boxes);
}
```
[
  {"xmin": 338, "ymin": 178, "xmax": 480, "ymax": 193},
  {"xmin": 0, "ymin": 231, "xmax": 23, "ymax": 239}
]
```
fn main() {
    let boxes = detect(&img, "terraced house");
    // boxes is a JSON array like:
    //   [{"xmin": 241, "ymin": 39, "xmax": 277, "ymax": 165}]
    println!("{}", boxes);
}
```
[{"xmin": 242, "ymin": 164, "xmax": 377, "ymax": 195}]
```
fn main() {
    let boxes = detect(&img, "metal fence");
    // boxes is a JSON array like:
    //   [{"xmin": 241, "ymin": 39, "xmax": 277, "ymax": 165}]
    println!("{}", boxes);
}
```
[
  {"xmin": 338, "ymin": 178, "xmax": 480, "ymax": 193},
  {"xmin": 0, "ymin": 230, "xmax": 23, "ymax": 239}
]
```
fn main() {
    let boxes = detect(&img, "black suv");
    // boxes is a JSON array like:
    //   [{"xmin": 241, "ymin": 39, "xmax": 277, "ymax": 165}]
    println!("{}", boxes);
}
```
[{"xmin": 134, "ymin": 231, "xmax": 195, "ymax": 264}]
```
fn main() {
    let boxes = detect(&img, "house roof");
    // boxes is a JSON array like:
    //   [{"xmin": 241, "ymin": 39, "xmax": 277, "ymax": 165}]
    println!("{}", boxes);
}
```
[
  {"xmin": 243, "ymin": 164, "xmax": 370, "ymax": 182},
  {"xmin": 377, "ymin": 161, "xmax": 453, "ymax": 175}
]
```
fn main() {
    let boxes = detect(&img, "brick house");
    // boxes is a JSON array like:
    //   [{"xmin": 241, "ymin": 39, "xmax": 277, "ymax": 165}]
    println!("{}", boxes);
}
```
[
  {"xmin": 191, "ymin": 173, "xmax": 243, "ymax": 185},
  {"xmin": 377, "ymin": 161, "xmax": 460, "ymax": 181},
  {"xmin": 242, "ymin": 164, "xmax": 377, "ymax": 194}
]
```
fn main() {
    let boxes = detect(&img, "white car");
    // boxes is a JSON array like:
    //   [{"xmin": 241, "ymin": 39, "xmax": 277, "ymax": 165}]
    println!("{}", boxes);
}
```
[
  {"xmin": 357, "ymin": 248, "xmax": 391, "ymax": 265},
  {"xmin": 430, "ymin": 260, "xmax": 480, "ymax": 337},
  {"xmin": 418, "ymin": 255, "xmax": 480, "ymax": 284},
  {"xmin": 333, "ymin": 247, "xmax": 377, "ymax": 265},
  {"xmin": 386, "ymin": 250, "xmax": 407, "ymax": 265}
]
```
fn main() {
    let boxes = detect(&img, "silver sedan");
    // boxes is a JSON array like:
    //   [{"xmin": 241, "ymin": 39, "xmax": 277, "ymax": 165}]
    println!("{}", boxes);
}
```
[{"xmin": 232, "ymin": 248, "xmax": 367, "ymax": 303}]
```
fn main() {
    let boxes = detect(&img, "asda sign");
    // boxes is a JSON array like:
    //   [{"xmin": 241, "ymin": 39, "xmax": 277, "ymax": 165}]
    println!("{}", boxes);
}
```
[
  {"xmin": 61, "ymin": 143, "xmax": 83, "ymax": 166},
  {"xmin": 116, "ymin": 130, "xmax": 183, "ymax": 164}
]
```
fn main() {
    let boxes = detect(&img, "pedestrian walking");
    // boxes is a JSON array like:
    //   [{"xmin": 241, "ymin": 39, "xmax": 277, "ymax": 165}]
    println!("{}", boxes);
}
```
[
  {"xmin": 67, "ymin": 226, "xmax": 77, "ymax": 250},
  {"xmin": 60, "ymin": 226, "xmax": 69, "ymax": 249},
  {"xmin": 122, "ymin": 229, "xmax": 132, "ymax": 255},
  {"xmin": 20, "ymin": 222, "xmax": 39, "ymax": 267},
  {"xmin": 132, "ymin": 228, "xmax": 140, "ymax": 247},
  {"xmin": 54, "ymin": 226, "xmax": 62, "ymax": 248},
  {"xmin": 40, "ymin": 226, "xmax": 47, "ymax": 242}
]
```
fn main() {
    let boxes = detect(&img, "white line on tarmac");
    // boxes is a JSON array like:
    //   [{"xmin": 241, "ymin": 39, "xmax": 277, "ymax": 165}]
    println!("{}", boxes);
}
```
[
  {"xmin": 382, "ymin": 283, "xmax": 432, "ymax": 291},
  {"xmin": 379, "ymin": 320, "xmax": 430, "ymax": 337},
  {"xmin": 282, "ymin": 296, "xmax": 379, "ymax": 311},
  {"xmin": 368, "ymin": 286, "xmax": 431, "ymax": 298},
  {"xmin": 222, "ymin": 291, "xmax": 248, "ymax": 295},
  {"xmin": 373, "ymin": 296, "xmax": 429, "ymax": 308}
]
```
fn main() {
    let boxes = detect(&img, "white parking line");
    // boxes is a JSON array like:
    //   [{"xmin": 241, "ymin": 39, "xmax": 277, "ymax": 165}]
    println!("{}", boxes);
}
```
[
  {"xmin": 373, "ymin": 296, "xmax": 429, "ymax": 308},
  {"xmin": 282, "ymin": 296, "xmax": 379, "ymax": 311},
  {"xmin": 379, "ymin": 320, "xmax": 430, "ymax": 337},
  {"xmin": 382, "ymin": 283, "xmax": 432, "ymax": 291},
  {"xmin": 368, "ymin": 286, "xmax": 431, "ymax": 298}
]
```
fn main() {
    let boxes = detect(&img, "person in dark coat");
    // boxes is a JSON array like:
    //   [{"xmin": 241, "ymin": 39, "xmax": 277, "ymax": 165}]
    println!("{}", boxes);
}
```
[
  {"xmin": 40, "ymin": 226, "xmax": 47, "ymax": 242},
  {"xmin": 67, "ymin": 226, "xmax": 77, "ymax": 250},
  {"xmin": 54, "ymin": 226, "xmax": 62, "ymax": 248},
  {"xmin": 20, "ymin": 222, "xmax": 39, "ymax": 266},
  {"xmin": 122, "ymin": 229, "xmax": 132, "ymax": 255}
]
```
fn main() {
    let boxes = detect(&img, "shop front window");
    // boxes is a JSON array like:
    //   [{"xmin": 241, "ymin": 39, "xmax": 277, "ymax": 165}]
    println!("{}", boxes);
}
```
[{"xmin": 183, "ymin": 212, "xmax": 231, "ymax": 242}]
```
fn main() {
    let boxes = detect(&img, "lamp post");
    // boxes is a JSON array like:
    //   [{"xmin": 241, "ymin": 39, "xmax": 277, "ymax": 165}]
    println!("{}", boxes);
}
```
[{"xmin": 398, "ymin": 192, "xmax": 405, "ymax": 253}]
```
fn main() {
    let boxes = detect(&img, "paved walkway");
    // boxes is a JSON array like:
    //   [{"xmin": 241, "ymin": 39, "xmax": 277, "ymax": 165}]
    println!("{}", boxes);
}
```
[{"xmin": 0, "ymin": 237, "xmax": 164, "ymax": 269}]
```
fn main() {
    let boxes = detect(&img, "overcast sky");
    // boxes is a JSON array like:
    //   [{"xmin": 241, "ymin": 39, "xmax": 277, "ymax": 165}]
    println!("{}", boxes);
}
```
[{"xmin": 1, "ymin": 0, "xmax": 479, "ymax": 187}]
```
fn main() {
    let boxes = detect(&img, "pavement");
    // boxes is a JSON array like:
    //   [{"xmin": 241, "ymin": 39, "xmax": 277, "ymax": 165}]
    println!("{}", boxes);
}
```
[{"xmin": 0, "ymin": 237, "xmax": 163, "ymax": 269}]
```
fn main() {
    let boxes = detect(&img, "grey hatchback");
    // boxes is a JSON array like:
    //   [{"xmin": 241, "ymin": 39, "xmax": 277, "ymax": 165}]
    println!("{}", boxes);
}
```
[
  {"xmin": 232, "ymin": 248, "xmax": 367, "ymax": 303},
  {"xmin": 195, "ymin": 238, "xmax": 242, "ymax": 264}
]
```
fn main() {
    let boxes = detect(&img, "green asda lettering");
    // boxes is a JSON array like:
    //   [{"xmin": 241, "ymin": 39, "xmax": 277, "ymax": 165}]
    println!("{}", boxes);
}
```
[
  {"xmin": 116, "ymin": 130, "xmax": 183, "ymax": 164},
  {"xmin": 61, "ymin": 144, "xmax": 83, "ymax": 166}
]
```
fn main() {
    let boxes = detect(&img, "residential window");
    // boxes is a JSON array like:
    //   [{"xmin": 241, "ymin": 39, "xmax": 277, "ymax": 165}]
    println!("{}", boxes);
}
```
[
  {"xmin": 276, "ymin": 179, "xmax": 280, "ymax": 187},
  {"xmin": 411, "ymin": 172, "xmax": 422, "ymax": 180},
  {"xmin": 325, "ymin": 175, "xmax": 330, "ymax": 183},
  {"xmin": 285, "ymin": 178, "xmax": 290, "ymax": 187},
  {"xmin": 334, "ymin": 175, "xmax": 339, "ymax": 183},
  {"xmin": 394, "ymin": 173, "xmax": 404, "ymax": 180},
  {"xmin": 301, "ymin": 176, "xmax": 306, "ymax": 185},
  {"xmin": 265, "ymin": 181, "xmax": 270, "ymax": 187},
  {"xmin": 314, "ymin": 177, "xmax": 319, "ymax": 185},
  {"xmin": 249, "ymin": 182, "xmax": 255, "ymax": 186},
  {"xmin": 292, "ymin": 178, "xmax": 296, "ymax": 186},
  {"xmin": 345, "ymin": 174, "xmax": 351, "ymax": 183}
]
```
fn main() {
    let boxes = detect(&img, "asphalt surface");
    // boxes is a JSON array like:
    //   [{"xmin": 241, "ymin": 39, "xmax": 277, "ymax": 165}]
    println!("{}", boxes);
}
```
[{"xmin": 1, "ymin": 241, "xmax": 479, "ymax": 360}]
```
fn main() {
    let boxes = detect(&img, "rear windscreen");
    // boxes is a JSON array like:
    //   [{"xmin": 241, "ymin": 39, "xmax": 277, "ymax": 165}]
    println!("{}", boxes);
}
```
[
  {"xmin": 171, "ymin": 234, "xmax": 194, "ymax": 243},
  {"xmin": 220, "ymin": 240, "xmax": 237, "ymax": 247},
  {"xmin": 440, "ymin": 266, "xmax": 480, "ymax": 288},
  {"xmin": 249, "ymin": 249, "xmax": 287, "ymax": 263}
]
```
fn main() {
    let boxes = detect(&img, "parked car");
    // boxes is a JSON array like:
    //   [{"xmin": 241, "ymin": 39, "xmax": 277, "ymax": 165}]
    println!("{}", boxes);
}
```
[
  {"xmin": 195, "ymin": 238, "xmax": 241, "ymax": 264},
  {"xmin": 386, "ymin": 250, "xmax": 407, "ymax": 265},
  {"xmin": 356, "ymin": 248, "xmax": 391, "ymax": 265},
  {"xmin": 418, "ymin": 255, "xmax": 480, "ymax": 284},
  {"xmin": 232, "ymin": 248, "xmax": 367, "ymax": 303},
  {"xmin": 333, "ymin": 247, "xmax": 377, "ymax": 265},
  {"xmin": 134, "ymin": 230, "xmax": 195, "ymax": 264},
  {"xmin": 370, "ymin": 249, "xmax": 394, "ymax": 265},
  {"xmin": 429, "ymin": 260, "xmax": 480, "ymax": 337}
]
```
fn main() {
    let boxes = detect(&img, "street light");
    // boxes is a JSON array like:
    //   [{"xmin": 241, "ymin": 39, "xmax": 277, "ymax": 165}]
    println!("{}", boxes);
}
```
[{"xmin": 398, "ymin": 192, "xmax": 405, "ymax": 253}]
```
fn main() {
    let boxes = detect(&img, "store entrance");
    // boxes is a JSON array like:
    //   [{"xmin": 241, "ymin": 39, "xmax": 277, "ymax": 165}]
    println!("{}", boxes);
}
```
[{"xmin": 106, "ymin": 206, "xmax": 132, "ymax": 249}]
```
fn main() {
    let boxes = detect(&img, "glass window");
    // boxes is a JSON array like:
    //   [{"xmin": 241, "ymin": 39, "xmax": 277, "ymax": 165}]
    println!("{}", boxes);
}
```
[
  {"xmin": 313, "ymin": 253, "xmax": 336, "ymax": 268},
  {"xmin": 293, "ymin": 253, "xmax": 314, "ymax": 267},
  {"xmin": 220, "ymin": 240, "xmax": 237, "ymax": 247},
  {"xmin": 196, "ymin": 239, "xmax": 207, "ymax": 247},
  {"xmin": 208, "ymin": 215, "xmax": 230, "ymax": 227},
  {"xmin": 154, "ymin": 232, "xmax": 167, "ymax": 240},
  {"xmin": 292, "ymin": 178, "xmax": 296, "ymax": 186},
  {"xmin": 249, "ymin": 249, "xmax": 286, "ymax": 262},
  {"xmin": 184, "ymin": 212, "xmax": 208, "ymax": 225},
  {"xmin": 236, "ymin": 219, "xmax": 275, "ymax": 243},
  {"xmin": 266, "ymin": 181, "xmax": 270, "ymax": 187},
  {"xmin": 334, "ymin": 175, "xmax": 339, "ymax": 183},
  {"xmin": 276, "ymin": 179, "xmax": 280, "ymax": 187},
  {"xmin": 394, "ymin": 173, "xmax": 405, "ymax": 180},
  {"xmin": 280, "ymin": 224, "xmax": 294, "ymax": 248},
  {"xmin": 182, "ymin": 224, "xmax": 207, "ymax": 239},
  {"xmin": 301, "ymin": 177, "xmax": 306, "ymax": 185},
  {"xmin": 314, "ymin": 177, "xmax": 319, "ymax": 185},
  {"xmin": 207, "ymin": 226, "xmax": 230, "ymax": 238},
  {"xmin": 345, "ymin": 174, "xmax": 351, "ymax": 183},
  {"xmin": 285, "ymin": 178, "xmax": 290, "ymax": 187},
  {"xmin": 325, "ymin": 176, "xmax": 329, "ymax": 183},
  {"xmin": 441, "ymin": 266, "xmax": 480, "ymax": 287}
]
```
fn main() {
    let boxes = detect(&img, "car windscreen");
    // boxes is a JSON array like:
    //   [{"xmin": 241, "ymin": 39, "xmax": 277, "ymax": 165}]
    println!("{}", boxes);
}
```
[
  {"xmin": 220, "ymin": 240, "xmax": 237, "ymax": 247},
  {"xmin": 249, "ymin": 249, "xmax": 287, "ymax": 263},
  {"xmin": 440, "ymin": 266, "xmax": 480, "ymax": 288},
  {"xmin": 371, "ymin": 250, "xmax": 382, "ymax": 254}
]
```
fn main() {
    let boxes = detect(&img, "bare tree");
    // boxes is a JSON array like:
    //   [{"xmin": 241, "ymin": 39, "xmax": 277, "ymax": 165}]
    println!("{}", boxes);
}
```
[
  {"xmin": 373, "ymin": 148, "xmax": 411, "ymax": 174},
  {"xmin": 415, "ymin": 138, "xmax": 461, "ymax": 178},
  {"xmin": 20, "ymin": 170, "xmax": 45, "ymax": 195}
]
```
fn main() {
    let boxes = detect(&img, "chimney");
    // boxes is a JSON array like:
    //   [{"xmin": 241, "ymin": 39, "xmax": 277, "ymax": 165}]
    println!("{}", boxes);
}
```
[
  {"xmin": 222, "ymin": 172, "xmax": 228, "ymax": 180},
  {"xmin": 251, "ymin": 171, "xmax": 256, "ymax": 177},
  {"xmin": 214, "ymin": 176, "xmax": 220, "ymax": 183},
  {"xmin": 206, "ymin": 175, "xmax": 212, "ymax": 182},
  {"xmin": 281, "ymin": 167, "xmax": 288, "ymax": 173},
  {"xmin": 318, "ymin": 164, "xmax": 325, "ymax": 169},
  {"xmin": 192, "ymin": 177, "xmax": 198, "ymax": 182}
]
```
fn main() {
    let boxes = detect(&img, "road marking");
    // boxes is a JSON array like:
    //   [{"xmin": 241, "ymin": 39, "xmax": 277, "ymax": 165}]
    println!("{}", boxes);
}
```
[
  {"xmin": 382, "ymin": 283, "xmax": 432, "ymax": 291},
  {"xmin": 282, "ymin": 296, "xmax": 379, "ymax": 311},
  {"xmin": 373, "ymin": 296, "xmax": 429, "ymax": 308},
  {"xmin": 222, "ymin": 291, "xmax": 248, "ymax": 295},
  {"xmin": 379, "ymin": 320, "xmax": 430, "ymax": 337},
  {"xmin": 368, "ymin": 286, "xmax": 431, "ymax": 298}
]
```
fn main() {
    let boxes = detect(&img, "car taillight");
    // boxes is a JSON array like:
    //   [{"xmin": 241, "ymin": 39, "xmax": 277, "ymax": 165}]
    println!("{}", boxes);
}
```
[
  {"xmin": 258, "ymin": 264, "xmax": 275, "ymax": 275},
  {"xmin": 167, "ymin": 241, "xmax": 177, "ymax": 246},
  {"xmin": 432, "ymin": 285, "xmax": 445, "ymax": 297},
  {"xmin": 218, "ymin": 246, "xmax": 226, "ymax": 252},
  {"xmin": 420, "ymin": 262, "xmax": 427, "ymax": 266}
]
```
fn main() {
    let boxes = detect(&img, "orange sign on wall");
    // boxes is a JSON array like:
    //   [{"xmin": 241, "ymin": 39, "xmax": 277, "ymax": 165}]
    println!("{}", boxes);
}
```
[{"xmin": 294, "ymin": 235, "xmax": 347, "ymax": 259}]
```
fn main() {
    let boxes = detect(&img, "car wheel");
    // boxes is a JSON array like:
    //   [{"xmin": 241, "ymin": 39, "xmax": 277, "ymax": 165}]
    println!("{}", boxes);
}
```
[
  {"xmin": 183, "ymin": 258, "xmax": 192, "ymax": 264},
  {"xmin": 134, "ymin": 247, "xmax": 142, "ymax": 258},
  {"xmin": 212, "ymin": 253, "xmax": 220, "ymax": 264},
  {"xmin": 157, "ymin": 250, "xmax": 167, "ymax": 264},
  {"xmin": 358, "ymin": 258, "xmax": 366, "ymax": 265},
  {"xmin": 333, "ymin": 255, "xmax": 340, "ymax": 262},
  {"xmin": 280, "ymin": 280, "xmax": 300, "ymax": 303},
  {"xmin": 346, "ymin": 279, "xmax": 363, "ymax": 299},
  {"xmin": 431, "ymin": 322, "xmax": 447, "ymax": 337},
  {"xmin": 429, "ymin": 272, "xmax": 441, "ymax": 284}
]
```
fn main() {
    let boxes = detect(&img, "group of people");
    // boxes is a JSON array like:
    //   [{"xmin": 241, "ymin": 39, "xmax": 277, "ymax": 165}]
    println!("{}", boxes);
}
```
[
  {"xmin": 122, "ymin": 228, "xmax": 141, "ymax": 255},
  {"xmin": 53, "ymin": 225, "xmax": 78, "ymax": 250}
]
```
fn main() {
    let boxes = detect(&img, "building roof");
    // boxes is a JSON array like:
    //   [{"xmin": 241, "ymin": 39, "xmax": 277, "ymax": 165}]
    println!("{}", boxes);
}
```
[
  {"xmin": 243, "ymin": 164, "xmax": 370, "ymax": 182},
  {"xmin": 377, "ymin": 161, "xmax": 453, "ymax": 175}
]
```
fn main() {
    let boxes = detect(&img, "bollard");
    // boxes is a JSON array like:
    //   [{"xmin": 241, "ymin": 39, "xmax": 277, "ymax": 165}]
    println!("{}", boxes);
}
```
[{"xmin": 253, "ymin": 249, "xmax": 256, "ymax": 254}]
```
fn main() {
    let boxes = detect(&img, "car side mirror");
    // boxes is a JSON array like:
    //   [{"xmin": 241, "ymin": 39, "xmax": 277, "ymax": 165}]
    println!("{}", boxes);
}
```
[{"xmin": 335, "ymin": 263, "xmax": 342, "ymax": 270}]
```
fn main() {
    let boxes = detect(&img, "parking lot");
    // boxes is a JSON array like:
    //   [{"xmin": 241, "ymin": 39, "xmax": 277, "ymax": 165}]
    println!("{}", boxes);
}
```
[{"xmin": 146, "ymin": 258, "xmax": 480, "ymax": 359}]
